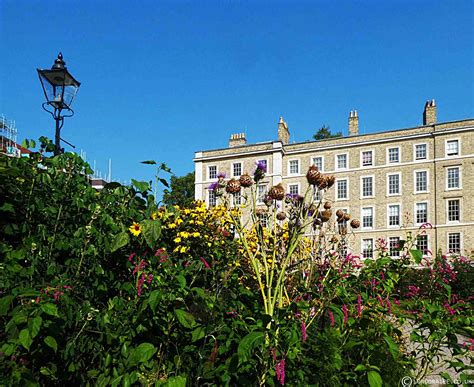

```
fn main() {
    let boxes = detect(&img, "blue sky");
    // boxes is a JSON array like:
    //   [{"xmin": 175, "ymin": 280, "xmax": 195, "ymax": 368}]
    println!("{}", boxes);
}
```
[{"xmin": 1, "ymin": 0, "xmax": 473, "ymax": 191}]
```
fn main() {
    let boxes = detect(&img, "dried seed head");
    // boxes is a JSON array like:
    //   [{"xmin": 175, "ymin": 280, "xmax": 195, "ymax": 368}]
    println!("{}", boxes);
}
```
[
  {"xmin": 306, "ymin": 165, "xmax": 321, "ymax": 186},
  {"xmin": 350, "ymin": 219, "xmax": 360, "ymax": 229},
  {"xmin": 268, "ymin": 183, "xmax": 285, "ymax": 201},
  {"xmin": 225, "ymin": 179, "xmax": 241, "ymax": 194},
  {"xmin": 239, "ymin": 173, "xmax": 254, "ymax": 187}
]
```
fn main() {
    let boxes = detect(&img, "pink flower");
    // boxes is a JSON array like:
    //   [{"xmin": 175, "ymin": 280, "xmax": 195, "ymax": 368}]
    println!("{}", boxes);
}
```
[
  {"xmin": 376, "ymin": 295, "xmax": 384, "ymax": 307},
  {"xmin": 200, "ymin": 257, "xmax": 211, "ymax": 269},
  {"xmin": 275, "ymin": 358, "xmax": 286, "ymax": 385},
  {"xmin": 329, "ymin": 311, "xmax": 335, "ymax": 327},
  {"xmin": 342, "ymin": 304, "xmax": 348, "ymax": 325},
  {"xmin": 356, "ymin": 294, "xmax": 363, "ymax": 318},
  {"xmin": 147, "ymin": 274, "xmax": 153, "ymax": 284},
  {"xmin": 386, "ymin": 298, "xmax": 392, "ymax": 314},
  {"xmin": 301, "ymin": 321, "xmax": 307, "ymax": 342},
  {"xmin": 128, "ymin": 253, "xmax": 136, "ymax": 262}
]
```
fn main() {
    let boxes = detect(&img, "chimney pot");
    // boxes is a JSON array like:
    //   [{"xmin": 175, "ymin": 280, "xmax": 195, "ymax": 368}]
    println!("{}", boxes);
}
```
[
  {"xmin": 278, "ymin": 116, "xmax": 290, "ymax": 144},
  {"xmin": 423, "ymin": 98, "xmax": 437, "ymax": 125},
  {"xmin": 348, "ymin": 109, "xmax": 359, "ymax": 136},
  {"xmin": 229, "ymin": 132, "xmax": 247, "ymax": 147}
]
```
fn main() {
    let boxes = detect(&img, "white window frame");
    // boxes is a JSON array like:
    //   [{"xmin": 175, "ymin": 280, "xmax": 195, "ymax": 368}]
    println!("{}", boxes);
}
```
[
  {"xmin": 336, "ymin": 178, "xmax": 349, "ymax": 200},
  {"xmin": 208, "ymin": 165, "xmax": 218, "ymax": 180},
  {"xmin": 287, "ymin": 183, "xmax": 300, "ymax": 196},
  {"xmin": 231, "ymin": 162, "xmax": 242, "ymax": 178},
  {"xmin": 446, "ymin": 198, "xmax": 460, "ymax": 223},
  {"xmin": 445, "ymin": 138, "xmax": 460, "ymax": 157},
  {"xmin": 288, "ymin": 159, "xmax": 300, "ymax": 175},
  {"xmin": 208, "ymin": 190, "xmax": 217, "ymax": 207},
  {"xmin": 360, "ymin": 175, "xmax": 375, "ymax": 198},
  {"xmin": 416, "ymin": 234, "xmax": 430, "ymax": 257},
  {"xmin": 361, "ymin": 206, "xmax": 374, "ymax": 230},
  {"xmin": 446, "ymin": 166, "xmax": 461, "ymax": 190},
  {"xmin": 414, "ymin": 201, "xmax": 429, "ymax": 226},
  {"xmin": 387, "ymin": 203, "xmax": 401, "ymax": 228},
  {"xmin": 386, "ymin": 172, "xmax": 401, "ymax": 196},
  {"xmin": 386, "ymin": 146, "xmax": 401, "ymax": 164},
  {"xmin": 413, "ymin": 143, "xmax": 428, "ymax": 161},
  {"xmin": 256, "ymin": 184, "xmax": 267, "ymax": 205},
  {"xmin": 311, "ymin": 155, "xmax": 324, "ymax": 171},
  {"xmin": 335, "ymin": 153, "xmax": 349, "ymax": 171},
  {"xmin": 447, "ymin": 232, "xmax": 462, "ymax": 254},
  {"xmin": 414, "ymin": 169, "xmax": 429, "ymax": 193},
  {"xmin": 388, "ymin": 236, "xmax": 401, "ymax": 258},
  {"xmin": 360, "ymin": 149, "xmax": 374, "ymax": 167},
  {"xmin": 232, "ymin": 191, "xmax": 242, "ymax": 207},
  {"xmin": 361, "ymin": 238, "xmax": 374, "ymax": 259}
]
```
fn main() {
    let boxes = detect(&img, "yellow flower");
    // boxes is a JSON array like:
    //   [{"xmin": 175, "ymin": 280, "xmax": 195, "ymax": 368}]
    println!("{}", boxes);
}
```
[
  {"xmin": 151, "ymin": 212, "xmax": 158, "ymax": 220},
  {"xmin": 180, "ymin": 246, "xmax": 189, "ymax": 253},
  {"xmin": 168, "ymin": 223, "xmax": 177, "ymax": 229},
  {"xmin": 129, "ymin": 222, "xmax": 142, "ymax": 236},
  {"xmin": 192, "ymin": 232, "xmax": 200, "ymax": 238},
  {"xmin": 176, "ymin": 218, "xmax": 184, "ymax": 225},
  {"xmin": 174, "ymin": 237, "xmax": 182, "ymax": 243}
]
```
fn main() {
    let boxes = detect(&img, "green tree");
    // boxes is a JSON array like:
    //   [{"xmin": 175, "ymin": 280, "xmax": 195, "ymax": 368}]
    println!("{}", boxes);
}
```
[
  {"xmin": 312, "ymin": 125, "xmax": 342, "ymax": 140},
  {"xmin": 162, "ymin": 172, "xmax": 195, "ymax": 207}
]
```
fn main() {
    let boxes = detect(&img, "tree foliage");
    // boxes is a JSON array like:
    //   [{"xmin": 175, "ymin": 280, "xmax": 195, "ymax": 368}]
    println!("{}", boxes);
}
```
[
  {"xmin": 162, "ymin": 172, "xmax": 195, "ymax": 208},
  {"xmin": 313, "ymin": 125, "xmax": 342, "ymax": 140}
]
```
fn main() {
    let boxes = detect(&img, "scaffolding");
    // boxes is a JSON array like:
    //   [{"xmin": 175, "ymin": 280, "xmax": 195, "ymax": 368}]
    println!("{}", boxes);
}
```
[{"xmin": 0, "ymin": 114, "xmax": 20, "ymax": 157}]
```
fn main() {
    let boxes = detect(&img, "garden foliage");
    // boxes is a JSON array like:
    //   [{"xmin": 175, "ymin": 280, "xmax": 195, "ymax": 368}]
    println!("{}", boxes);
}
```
[{"xmin": 0, "ymin": 140, "xmax": 472, "ymax": 386}]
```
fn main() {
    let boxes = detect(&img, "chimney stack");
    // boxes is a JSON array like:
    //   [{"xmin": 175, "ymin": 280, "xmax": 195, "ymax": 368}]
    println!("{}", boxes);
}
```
[
  {"xmin": 348, "ymin": 110, "xmax": 359, "ymax": 136},
  {"xmin": 278, "ymin": 117, "xmax": 290, "ymax": 144},
  {"xmin": 423, "ymin": 99, "xmax": 437, "ymax": 125},
  {"xmin": 229, "ymin": 132, "xmax": 247, "ymax": 148}
]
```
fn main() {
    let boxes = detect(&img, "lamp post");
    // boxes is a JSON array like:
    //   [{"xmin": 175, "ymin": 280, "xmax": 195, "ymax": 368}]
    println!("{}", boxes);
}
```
[{"xmin": 37, "ymin": 53, "xmax": 81, "ymax": 155}]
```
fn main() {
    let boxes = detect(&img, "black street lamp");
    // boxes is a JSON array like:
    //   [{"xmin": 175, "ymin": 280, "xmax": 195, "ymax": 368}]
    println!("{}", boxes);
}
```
[{"xmin": 37, "ymin": 53, "xmax": 81, "ymax": 155}]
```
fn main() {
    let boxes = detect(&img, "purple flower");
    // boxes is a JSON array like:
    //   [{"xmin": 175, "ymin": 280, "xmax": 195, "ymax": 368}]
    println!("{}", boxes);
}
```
[
  {"xmin": 275, "ymin": 358, "xmax": 286, "ymax": 385},
  {"xmin": 217, "ymin": 172, "xmax": 226, "ymax": 179},
  {"xmin": 255, "ymin": 160, "xmax": 267, "ymax": 173},
  {"xmin": 328, "ymin": 311, "xmax": 335, "ymax": 327},
  {"xmin": 342, "ymin": 304, "xmax": 348, "ymax": 325},
  {"xmin": 356, "ymin": 294, "xmax": 362, "ymax": 318},
  {"xmin": 200, "ymin": 257, "xmax": 211, "ymax": 269},
  {"xmin": 301, "ymin": 321, "xmax": 307, "ymax": 342},
  {"xmin": 208, "ymin": 182, "xmax": 219, "ymax": 191}
]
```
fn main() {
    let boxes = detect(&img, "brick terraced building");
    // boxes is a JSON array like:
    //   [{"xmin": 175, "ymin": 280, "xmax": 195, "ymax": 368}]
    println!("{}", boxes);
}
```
[{"xmin": 194, "ymin": 100, "xmax": 474, "ymax": 257}]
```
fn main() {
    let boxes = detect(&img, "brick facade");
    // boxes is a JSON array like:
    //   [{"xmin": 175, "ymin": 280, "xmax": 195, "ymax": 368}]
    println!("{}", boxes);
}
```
[{"xmin": 194, "ymin": 101, "xmax": 474, "ymax": 257}]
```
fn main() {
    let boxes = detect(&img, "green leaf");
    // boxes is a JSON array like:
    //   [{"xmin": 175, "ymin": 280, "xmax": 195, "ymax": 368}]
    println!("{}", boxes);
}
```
[
  {"xmin": 176, "ymin": 275, "xmax": 186, "ymax": 289},
  {"xmin": 0, "ymin": 203, "xmax": 14, "ymax": 213},
  {"xmin": 165, "ymin": 375, "xmax": 187, "ymax": 387},
  {"xmin": 40, "ymin": 303, "xmax": 59, "ymax": 317},
  {"xmin": 19, "ymin": 329, "xmax": 33, "ymax": 350},
  {"xmin": 237, "ymin": 331, "xmax": 265, "ymax": 363},
  {"xmin": 128, "ymin": 343, "xmax": 156, "ymax": 366},
  {"xmin": 159, "ymin": 163, "xmax": 172, "ymax": 173},
  {"xmin": 383, "ymin": 335, "xmax": 399, "ymax": 359},
  {"xmin": 148, "ymin": 290, "xmax": 162, "ymax": 313},
  {"xmin": 140, "ymin": 160, "xmax": 157, "ymax": 165},
  {"xmin": 141, "ymin": 220, "xmax": 161, "ymax": 248},
  {"xmin": 410, "ymin": 249, "xmax": 423, "ymax": 264},
  {"xmin": 191, "ymin": 326, "xmax": 205, "ymax": 342},
  {"xmin": 110, "ymin": 231, "xmax": 129, "ymax": 253},
  {"xmin": 28, "ymin": 316, "xmax": 42, "ymax": 338},
  {"xmin": 174, "ymin": 309, "xmax": 196, "ymax": 329},
  {"xmin": 354, "ymin": 364, "xmax": 366, "ymax": 372},
  {"xmin": 131, "ymin": 179, "xmax": 150, "ymax": 194},
  {"xmin": 158, "ymin": 178, "xmax": 169, "ymax": 188},
  {"xmin": 44, "ymin": 336, "xmax": 58, "ymax": 352},
  {"xmin": 367, "ymin": 370, "xmax": 383, "ymax": 387},
  {"xmin": 0, "ymin": 295, "xmax": 14, "ymax": 316}
]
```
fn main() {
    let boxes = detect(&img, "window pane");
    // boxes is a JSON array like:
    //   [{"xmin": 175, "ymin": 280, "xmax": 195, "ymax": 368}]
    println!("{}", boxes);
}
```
[
  {"xmin": 362, "ymin": 239, "xmax": 373, "ymax": 259},
  {"xmin": 312, "ymin": 157, "xmax": 323, "ymax": 171},
  {"xmin": 388, "ymin": 174, "xmax": 400, "ymax": 195},
  {"xmin": 448, "ymin": 233, "xmax": 461, "ymax": 253},
  {"xmin": 362, "ymin": 177, "xmax": 373, "ymax": 197},
  {"xmin": 417, "ymin": 235, "xmax": 428, "ymax": 255},
  {"xmin": 447, "ymin": 199, "xmax": 460, "ymax": 222},
  {"xmin": 337, "ymin": 154, "xmax": 347, "ymax": 169},
  {"xmin": 447, "ymin": 168, "xmax": 459, "ymax": 189},
  {"xmin": 388, "ymin": 148, "xmax": 399, "ymax": 163},
  {"xmin": 362, "ymin": 207, "xmax": 373, "ymax": 228},
  {"xmin": 289, "ymin": 160, "xmax": 299, "ymax": 174},
  {"xmin": 209, "ymin": 190, "xmax": 217, "ymax": 207},
  {"xmin": 389, "ymin": 237, "xmax": 400, "ymax": 257},
  {"xmin": 415, "ymin": 171, "xmax": 427, "ymax": 192},
  {"xmin": 388, "ymin": 205, "xmax": 400, "ymax": 226},
  {"xmin": 415, "ymin": 144, "xmax": 427, "ymax": 160},
  {"xmin": 233, "ymin": 163, "xmax": 242, "ymax": 177},
  {"xmin": 446, "ymin": 140, "xmax": 459, "ymax": 156},
  {"xmin": 337, "ymin": 180, "xmax": 347, "ymax": 199},
  {"xmin": 362, "ymin": 151, "xmax": 373, "ymax": 166},
  {"xmin": 416, "ymin": 202, "xmax": 428, "ymax": 224},
  {"xmin": 209, "ymin": 166, "xmax": 217, "ymax": 179},
  {"xmin": 289, "ymin": 184, "xmax": 299, "ymax": 195}
]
